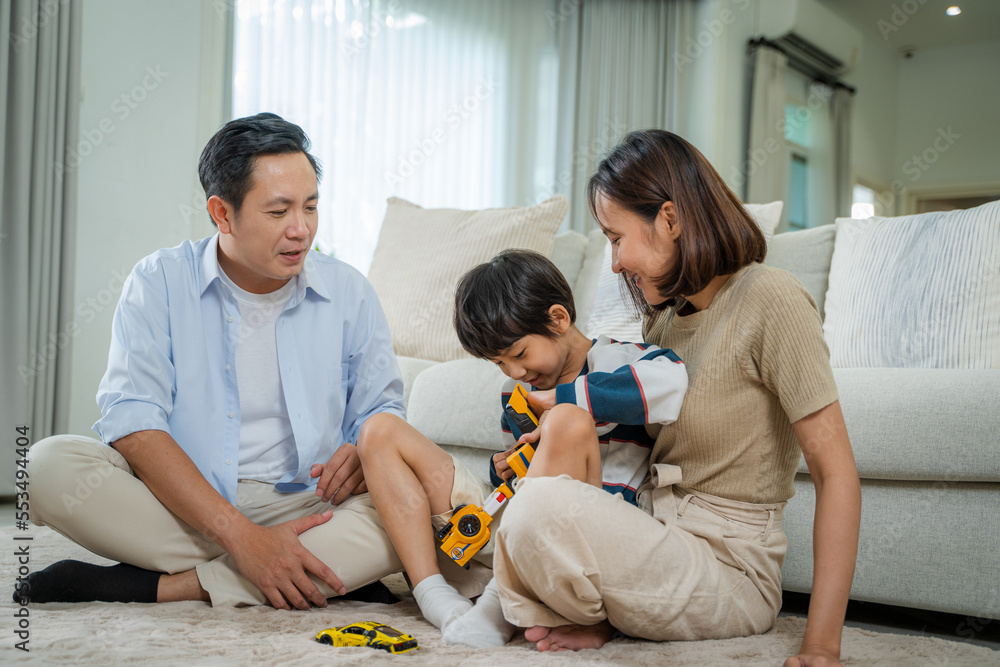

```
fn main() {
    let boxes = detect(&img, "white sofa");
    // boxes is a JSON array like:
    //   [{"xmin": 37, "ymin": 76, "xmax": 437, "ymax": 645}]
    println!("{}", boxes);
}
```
[{"xmin": 395, "ymin": 218, "xmax": 1000, "ymax": 621}]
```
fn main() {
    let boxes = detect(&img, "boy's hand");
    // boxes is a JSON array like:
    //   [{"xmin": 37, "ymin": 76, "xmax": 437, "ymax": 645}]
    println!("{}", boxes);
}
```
[
  {"xmin": 525, "ymin": 389, "xmax": 556, "ymax": 416},
  {"xmin": 493, "ymin": 448, "xmax": 516, "ymax": 482},
  {"xmin": 311, "ymin": 443, "xmax": 367, "ymax": 505}
]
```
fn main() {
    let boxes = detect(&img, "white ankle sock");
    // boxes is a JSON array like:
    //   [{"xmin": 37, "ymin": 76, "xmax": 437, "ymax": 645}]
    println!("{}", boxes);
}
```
[
  {"xmin": 441, "ymin": 578, "xmax": 516, "ymax": 648},
  {"xmin": 411, "ymin": 574, "xmax": 473, "ymax": 630}
]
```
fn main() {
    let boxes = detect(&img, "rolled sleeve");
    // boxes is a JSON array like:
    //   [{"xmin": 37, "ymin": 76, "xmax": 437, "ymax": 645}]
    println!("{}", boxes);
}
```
[{"xmin": 93, "ymin": 262, "xmax": 176, "ymax": 444}]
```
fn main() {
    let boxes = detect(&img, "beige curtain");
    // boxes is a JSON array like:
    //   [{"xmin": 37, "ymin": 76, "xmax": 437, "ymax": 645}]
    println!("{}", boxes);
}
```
[
  {"xmin": 552, "ymin": 0, "xmax": 695, "ymax": 232},
  {"xmin": 746, "ymin": 44, "xmax": 788, "ymax": 217},
  {"xmin": 0, "ymin": 0, "xmax": 82, "ymax": 492},
  {"xmin": 831, "ymin": 86, "xmax": 854, "ymax": 218}
]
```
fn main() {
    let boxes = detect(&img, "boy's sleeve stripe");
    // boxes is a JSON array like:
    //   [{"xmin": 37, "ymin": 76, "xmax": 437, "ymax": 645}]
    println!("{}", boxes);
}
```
[{"xmin": 631, "ymin": 365, "xmax": 649, "ymax": 423}]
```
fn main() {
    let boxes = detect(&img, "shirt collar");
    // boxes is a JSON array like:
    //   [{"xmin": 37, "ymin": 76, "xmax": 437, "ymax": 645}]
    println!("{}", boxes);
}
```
[
  {"xmin": 199, "ymin": 233, "xmax": 223, "ymax": 296},
  {"xmin": 199, "ymin": 233, "xmax": 331, "ymax": 302}
]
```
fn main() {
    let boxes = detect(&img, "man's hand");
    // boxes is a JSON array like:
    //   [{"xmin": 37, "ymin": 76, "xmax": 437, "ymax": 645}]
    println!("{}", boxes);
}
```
[
  {"xmin": 228, "ymin": 511, "xmax": 347, "ymax": 610},
  {"xmin": 311, "ymin": 442, "xmax": 366, "ymax": 504}
]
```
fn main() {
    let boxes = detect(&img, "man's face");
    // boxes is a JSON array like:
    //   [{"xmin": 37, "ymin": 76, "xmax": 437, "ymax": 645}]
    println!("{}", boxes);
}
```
[{"xmin": 215, "ymin": 152, "xmax": 319, "ymax": 294}]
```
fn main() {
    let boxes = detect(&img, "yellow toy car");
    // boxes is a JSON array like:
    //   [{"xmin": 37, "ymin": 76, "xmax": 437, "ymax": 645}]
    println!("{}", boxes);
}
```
[
  {"xmin": 314, "ymin": 621, "xmax": 419, "ymax": 654},
  {"xmin": 436, "ymin": 384, "xmax": 539, "ymax": 568}
]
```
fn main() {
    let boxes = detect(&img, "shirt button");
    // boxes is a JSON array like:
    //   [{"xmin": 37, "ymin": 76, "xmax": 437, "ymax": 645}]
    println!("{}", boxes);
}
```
[
  {"xmin": 228, "ymin": 412, "xmax": 235, "ymax": 419},
  {"xmin": 225, "ymin": 459, "xmax": 231, "ymax": 465},
  {"xmin": 228, "ymin": 316, "xmax": 234, "ymax": 323},
  {"xmin": 225, "ymin": 365, "xmax": 231, "ymax": 371}
]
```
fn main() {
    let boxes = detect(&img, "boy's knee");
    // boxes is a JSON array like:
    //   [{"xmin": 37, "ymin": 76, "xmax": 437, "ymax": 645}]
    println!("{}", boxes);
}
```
[
  {"xmin": 357, "ymin": 412, "xmax": 405, "ymax": 460},
  {"xmin": 540, "ymin": 404, "xmax": 596, "ymax": 442}
]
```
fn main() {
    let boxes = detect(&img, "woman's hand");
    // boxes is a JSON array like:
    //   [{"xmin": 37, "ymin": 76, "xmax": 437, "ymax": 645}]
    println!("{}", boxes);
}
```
[
  {"xmin": 784, "ymin": 646, "xmax": 842, "ymax": 666},
  {"xmin": 525, "ymin": 388, "xmax": 556, "ymax": 416}
]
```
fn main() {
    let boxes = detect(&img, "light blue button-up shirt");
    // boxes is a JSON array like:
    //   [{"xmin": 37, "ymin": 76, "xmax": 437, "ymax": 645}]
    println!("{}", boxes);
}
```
[{"xmin": 94, "ymin": 234, "xmax": 405, "ymax": 504}]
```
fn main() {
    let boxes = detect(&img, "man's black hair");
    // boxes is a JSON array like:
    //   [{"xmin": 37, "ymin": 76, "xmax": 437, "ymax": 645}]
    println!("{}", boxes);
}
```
[
  {"xmin": 454, "ymin": 249, "xmax": 576, "ymax": 359},
  {"xmin": 197, "ymin": 112, "xmax": 322, "ymax": 226}
]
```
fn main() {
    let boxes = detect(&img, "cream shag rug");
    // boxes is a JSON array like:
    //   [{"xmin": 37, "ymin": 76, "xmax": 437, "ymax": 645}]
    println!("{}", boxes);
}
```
[{"xmin": 2, "ymin": 526, "xmax": 995, "ymax": 666}]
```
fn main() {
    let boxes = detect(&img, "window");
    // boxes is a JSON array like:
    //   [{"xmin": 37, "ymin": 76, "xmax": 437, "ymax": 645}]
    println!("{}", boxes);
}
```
[
  {"xmin": 851, "ymin": 184, "xmax": 875, "ymax": 219},
  {"xmin": 784, "ymin": 101, "xmax": 809, "ymax": 230},
  {"xmin": 232, "ymin": 0, "xmax": 558, "ymax": 273},
  {"xmin": 783, "ymin": 69, "xmax": 834, "ymax": 230}
]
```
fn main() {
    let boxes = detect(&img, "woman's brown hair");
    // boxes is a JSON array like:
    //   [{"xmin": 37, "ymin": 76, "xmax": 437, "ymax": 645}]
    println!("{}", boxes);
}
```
[{"xmin": 587, "ymin": 130, "xmax": 766, "ymax": 312}]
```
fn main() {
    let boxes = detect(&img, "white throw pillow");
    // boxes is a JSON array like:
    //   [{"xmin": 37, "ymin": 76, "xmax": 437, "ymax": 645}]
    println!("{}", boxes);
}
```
[
  {"xmin": 367, "ymin": 195, "xmax": 568, "ymax": 362},
  {"xmin": 824, "ymin": 201, "xmax": 1000, "ymax": 368},
  {"xmin": 585, "ymin": 201, "xmax": 784, "ymax": 342}
]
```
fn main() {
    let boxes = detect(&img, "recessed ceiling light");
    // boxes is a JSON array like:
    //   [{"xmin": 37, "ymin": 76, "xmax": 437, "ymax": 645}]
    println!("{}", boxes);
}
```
[{"xmin": 946, "ymin": 6, "xmax": 962, "ymax": 16}]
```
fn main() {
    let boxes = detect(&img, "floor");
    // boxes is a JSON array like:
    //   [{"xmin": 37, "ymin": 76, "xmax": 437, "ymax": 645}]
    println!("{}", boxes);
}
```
[{"xmin": 3, "ymin": 500, "xmax": 997, "ymax": 652}]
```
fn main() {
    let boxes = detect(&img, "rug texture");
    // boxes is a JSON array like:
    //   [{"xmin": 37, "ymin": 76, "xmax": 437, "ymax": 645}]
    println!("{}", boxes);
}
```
[{"xmin": 2, "ymin": 526, "xmax": 995, "ymax": 665}]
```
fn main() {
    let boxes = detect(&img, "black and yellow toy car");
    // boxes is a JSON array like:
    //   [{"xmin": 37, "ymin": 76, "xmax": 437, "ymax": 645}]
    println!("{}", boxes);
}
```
[{"xmin": 314, "ymin": 621, "xmax": 419, "ymax": 654}]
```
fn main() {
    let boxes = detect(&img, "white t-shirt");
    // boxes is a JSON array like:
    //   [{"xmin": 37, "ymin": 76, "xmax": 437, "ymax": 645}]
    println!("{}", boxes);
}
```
[{"xmin": 218, "ymin": 269, "xmax": 297, "ymax": 482}]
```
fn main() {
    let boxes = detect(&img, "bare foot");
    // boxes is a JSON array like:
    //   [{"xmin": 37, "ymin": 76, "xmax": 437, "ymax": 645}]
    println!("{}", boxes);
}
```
[{"xmin": 524, "ymin": 620, "xmax": 616, "ymax": 652}]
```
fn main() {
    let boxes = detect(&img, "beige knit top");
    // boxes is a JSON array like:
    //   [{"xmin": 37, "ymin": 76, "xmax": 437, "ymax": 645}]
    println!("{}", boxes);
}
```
[{"xmin": 642, "ymin": 263, "xmax": 839, "ymax": 504}]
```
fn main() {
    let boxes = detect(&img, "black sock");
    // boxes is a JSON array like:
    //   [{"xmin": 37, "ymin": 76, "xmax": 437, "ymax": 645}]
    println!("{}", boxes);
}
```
[
  {"xmin": 13, "ymin": 560, "xmax": 161, "ymax": 604},
  {"xmin": 339, "ymin": 579, "xmax": 399, "ymax": 604}
]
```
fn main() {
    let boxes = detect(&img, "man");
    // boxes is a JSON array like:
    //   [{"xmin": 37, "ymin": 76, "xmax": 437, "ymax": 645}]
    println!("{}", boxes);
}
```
[{"xmin": 19, "ymin": 113, "xmax": 407, "ymax": 608}]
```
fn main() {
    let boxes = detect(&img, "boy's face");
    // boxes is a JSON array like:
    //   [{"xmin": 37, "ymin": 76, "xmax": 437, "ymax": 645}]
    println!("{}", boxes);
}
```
[{"xmin": 490, "ymin": 334, "xmax": 573, "ymax": 390}]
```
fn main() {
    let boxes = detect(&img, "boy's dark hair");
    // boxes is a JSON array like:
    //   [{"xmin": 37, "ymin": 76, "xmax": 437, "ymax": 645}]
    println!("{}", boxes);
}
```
[
  {"xmin": 454, "ymin": 249, "xmax": 576, "ymax": 359},
  {"xmin": 198, "ymin": 112, "xmax": 322, "ymax": 226}
]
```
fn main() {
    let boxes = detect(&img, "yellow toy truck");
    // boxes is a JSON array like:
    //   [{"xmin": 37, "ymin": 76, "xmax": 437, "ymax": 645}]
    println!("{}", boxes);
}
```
[{"xmin": 435, "ymin": 384, "xmax": 537, "ymax": 568}]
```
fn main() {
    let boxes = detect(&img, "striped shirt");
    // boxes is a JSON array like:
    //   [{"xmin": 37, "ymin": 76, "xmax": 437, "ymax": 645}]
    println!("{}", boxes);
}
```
[{"xmin": 493, "ymin": 336, "xmax": 688, "ymax": 504}]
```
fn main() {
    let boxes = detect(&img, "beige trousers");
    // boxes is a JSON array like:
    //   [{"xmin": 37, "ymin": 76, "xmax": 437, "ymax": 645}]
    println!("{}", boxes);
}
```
[
  {"xmin": 492, "ymin": 465, "xmax": 787, "ymax": 641},
  {"xmin": 27, "ymin": 435, "xmax": 492, "ymax": 605}
]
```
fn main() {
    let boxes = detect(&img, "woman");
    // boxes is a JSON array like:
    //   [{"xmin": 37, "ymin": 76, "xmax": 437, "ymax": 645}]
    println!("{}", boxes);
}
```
[{"xmin": 492, "ymin": 130, "xmax": 861, "ymax": 667}]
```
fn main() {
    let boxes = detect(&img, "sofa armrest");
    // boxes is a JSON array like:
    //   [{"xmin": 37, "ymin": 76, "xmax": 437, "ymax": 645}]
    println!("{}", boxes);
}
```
[
  {"xmin": 796, "ymin": 368, "xmax": 1000, "ymax": 482},
  {"xmin": 407, "ymin": 358, "xmax": 509, "ymax": 451}
]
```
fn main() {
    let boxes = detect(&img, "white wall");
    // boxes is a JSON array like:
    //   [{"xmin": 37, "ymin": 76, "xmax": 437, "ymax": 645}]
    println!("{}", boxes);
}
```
[
  {"xmin": 66, "ymin": 0, "xmax": 225, "ymax": 436},
  {"xmin": 842, "ymin": 31, "xmax": 899, "ymax": 193},
  {"xmin": 894, "ymin": 40, "xmax": 1000, "ymax": 192}
]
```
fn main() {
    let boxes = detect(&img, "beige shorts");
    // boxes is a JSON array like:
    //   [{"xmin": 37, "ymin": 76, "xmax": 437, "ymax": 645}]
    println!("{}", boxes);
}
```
[{"xmin": 429, "ymin": 455, "xmax": 499, "ymax": 591}]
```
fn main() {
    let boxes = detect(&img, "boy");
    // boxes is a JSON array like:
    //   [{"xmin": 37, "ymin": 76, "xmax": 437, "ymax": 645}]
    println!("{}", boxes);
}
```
[
  {"xmin": 360, "ymin": 248, "xmax": 686, "ymax": 647},
  {"xmin": 439, "ymin": 249, "xmax": 688, "ymax": 647}
]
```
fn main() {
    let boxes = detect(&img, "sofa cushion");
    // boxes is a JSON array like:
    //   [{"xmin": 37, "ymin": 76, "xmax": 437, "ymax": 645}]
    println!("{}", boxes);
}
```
[
  {"xmin": 795, "ymin": 368, "xmax": 1000, "ymax": 482},
  {"xmin": 573, "ymin": 229, "xmax": 608, "ymax": 331},
  {"xmin": 367, "ymin": 195, "xmax": 568, "ymax": 362},
  {"xmin": 584, "ymin": 202, "xmax": 784, "ymax": 342},
  {"xmin": 824, "ymin": 201, "xmax": 1000, "ymax": 368},
  {"xmin": 764, "ymin": 224, "xmax": 836, "ymax": 318},
  {"xmin": 550, "ymin": 231, "xmax": 587, "ymax": 293},
  {"xmin": 407, "ymin": 359, "xmax": 509, "ymax": 451},
  {"xmin": 396, "ymin": 355, "xmax": 439, "ymax": 410}
]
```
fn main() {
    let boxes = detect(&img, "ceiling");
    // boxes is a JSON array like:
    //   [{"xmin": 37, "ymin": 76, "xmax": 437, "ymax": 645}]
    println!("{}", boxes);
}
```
[{"xmin": 817, "ymin": 0, "xmax": 1000, "ymax": 51}]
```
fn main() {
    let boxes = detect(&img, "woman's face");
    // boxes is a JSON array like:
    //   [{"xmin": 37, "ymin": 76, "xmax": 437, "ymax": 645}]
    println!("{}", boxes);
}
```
[{"xmin": 594, "ymin": 193, "xmax": 678, "ymax": 306}]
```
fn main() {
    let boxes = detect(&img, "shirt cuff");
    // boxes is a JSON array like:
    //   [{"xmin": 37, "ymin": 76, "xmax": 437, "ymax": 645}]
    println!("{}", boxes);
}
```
[{"xmin": 93, "ymin": 401, "xmax": 171, "ymax": 444}]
